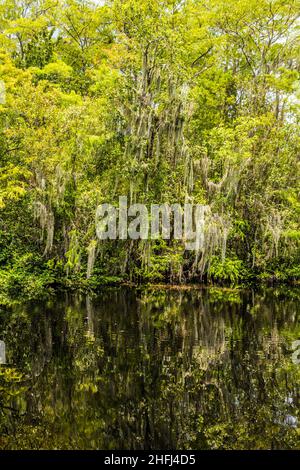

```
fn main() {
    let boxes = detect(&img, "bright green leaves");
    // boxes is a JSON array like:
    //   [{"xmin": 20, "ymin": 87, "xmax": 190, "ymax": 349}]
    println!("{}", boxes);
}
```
[
  {"xmin": 0, "ymin": 0, "xmax": 299, "ymax": 286},
  {"xmin": 0, "ymin": 164, "xmax": 30, "ymax": 208}
]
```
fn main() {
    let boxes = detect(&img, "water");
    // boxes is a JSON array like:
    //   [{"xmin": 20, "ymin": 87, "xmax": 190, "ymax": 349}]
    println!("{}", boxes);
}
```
[{"xmin": 0, "ymin": 287, "xmax": 299, "ymax": 450}]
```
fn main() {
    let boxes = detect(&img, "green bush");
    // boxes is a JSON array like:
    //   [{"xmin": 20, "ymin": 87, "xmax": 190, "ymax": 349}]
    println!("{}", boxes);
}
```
[{"xmin": 208, "ymin": 257, "xmax": 245, "ymax": 286}]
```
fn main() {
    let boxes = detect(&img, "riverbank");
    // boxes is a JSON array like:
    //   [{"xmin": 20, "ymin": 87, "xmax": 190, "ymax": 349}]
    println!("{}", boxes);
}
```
[{"xmin": 0, "ymin": 266, "xmax": 299, "ymax": 307}]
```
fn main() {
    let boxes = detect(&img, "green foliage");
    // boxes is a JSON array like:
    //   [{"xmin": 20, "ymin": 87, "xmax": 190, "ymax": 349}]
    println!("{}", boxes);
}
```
[
  {"xmin": 0, "ymin": 0, "xmax": 299, "ymax": 298},
  {"xmin": 209, "ymin": 257, "xmax": 246, "ymax": 285}
]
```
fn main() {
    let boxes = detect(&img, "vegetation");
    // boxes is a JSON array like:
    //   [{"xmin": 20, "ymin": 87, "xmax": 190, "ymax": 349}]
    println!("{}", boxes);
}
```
[{"xmin": 0, "ymin": 0, "xmax": 300, "ymax": 301}]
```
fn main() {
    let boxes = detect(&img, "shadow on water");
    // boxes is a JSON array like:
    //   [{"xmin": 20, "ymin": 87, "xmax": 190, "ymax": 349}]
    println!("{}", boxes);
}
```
[{"xmin": 0, "ymin": 287, "xmax": 299, "ymax": 449}]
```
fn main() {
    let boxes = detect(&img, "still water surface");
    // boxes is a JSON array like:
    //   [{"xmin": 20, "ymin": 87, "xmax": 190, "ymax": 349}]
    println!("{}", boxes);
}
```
[{"xmin": 0, "ymin": 287, "xmax": 299, "ymax": 449}]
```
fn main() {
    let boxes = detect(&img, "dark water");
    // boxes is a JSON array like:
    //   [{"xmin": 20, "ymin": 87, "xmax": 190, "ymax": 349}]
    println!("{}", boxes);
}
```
[{"xmin": 0, "ymin": 287, "xmax": 299, "ymax": 450}]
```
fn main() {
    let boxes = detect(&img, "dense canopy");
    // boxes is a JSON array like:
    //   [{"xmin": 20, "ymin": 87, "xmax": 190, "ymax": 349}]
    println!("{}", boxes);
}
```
[{"xmin": 0, "ymin": 0, "xmax": 299, "ymax": 302}]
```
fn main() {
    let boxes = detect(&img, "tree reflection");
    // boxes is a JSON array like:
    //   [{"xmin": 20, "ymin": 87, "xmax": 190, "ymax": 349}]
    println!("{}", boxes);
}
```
[{"xmin": 0, "ymin": 288, "xmax": 299, "ymax": 449}]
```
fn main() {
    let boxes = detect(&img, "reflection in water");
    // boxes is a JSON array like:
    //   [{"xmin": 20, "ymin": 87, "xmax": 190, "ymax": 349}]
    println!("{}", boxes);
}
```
[{"xmin": 0, "ymin": 287, "xmax": 299, "ymax": 450}]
